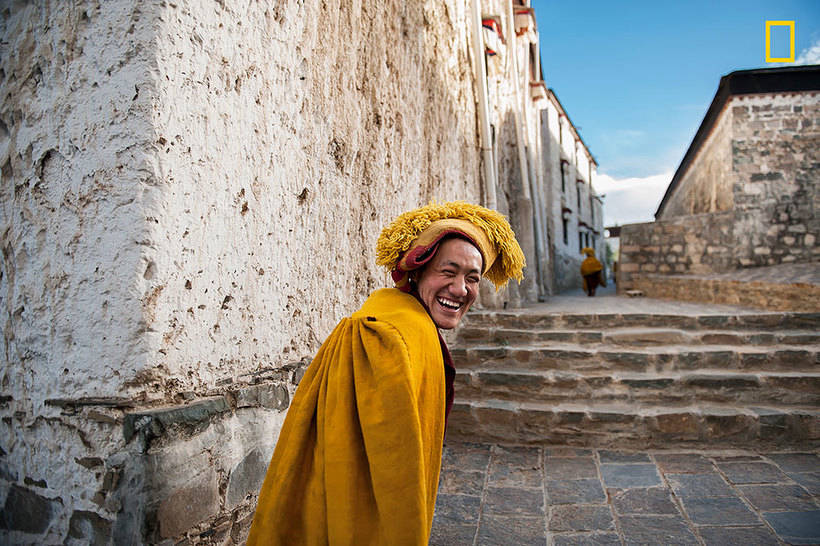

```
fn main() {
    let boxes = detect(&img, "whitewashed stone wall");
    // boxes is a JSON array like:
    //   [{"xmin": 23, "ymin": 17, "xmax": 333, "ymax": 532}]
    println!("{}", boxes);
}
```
[
  {"xmin": 479, "ymin": 0, "xmax": 556, "ymax": 303},
  {"xmin": 0, "ymin": 0, "xmax": 608, "ymax": 542},
  {"xmin": 143, "ymin": 0, "xmax": 481, "ymax": 400},
  {"xmin": 1, "ymin": 0, "xmax": 486, "ymax": 543},
  {"xmin": 541, "ymin": 92, "xmax": 603, "ymax": 293},
  {"xmin": 1, "ymin": 2, "xmax": 160, "ymax": 542},
  {"xmin": 0, "ymin": 1, "xmax": 156, "ymax": 409}
]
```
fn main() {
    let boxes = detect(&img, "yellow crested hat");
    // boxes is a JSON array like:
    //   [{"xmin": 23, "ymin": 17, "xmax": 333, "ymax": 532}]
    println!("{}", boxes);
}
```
[{"xmin": 376, "ymin": 201, "xmax": 525, "ymax": 291}]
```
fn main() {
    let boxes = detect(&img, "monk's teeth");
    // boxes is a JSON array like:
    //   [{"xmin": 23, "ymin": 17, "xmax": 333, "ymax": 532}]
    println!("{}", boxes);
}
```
[{"xmin": 437, "ymin": 297, "xmax": 461, "ymax": 310}]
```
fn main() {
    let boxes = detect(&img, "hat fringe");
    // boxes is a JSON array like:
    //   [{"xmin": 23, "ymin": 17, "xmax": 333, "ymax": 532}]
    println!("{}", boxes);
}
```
[{"xmin": 376, "ymin": 201, "xmax": 525, "ymax": 290}]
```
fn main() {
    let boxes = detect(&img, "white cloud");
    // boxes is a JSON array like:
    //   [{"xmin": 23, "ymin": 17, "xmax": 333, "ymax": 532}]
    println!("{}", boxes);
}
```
[
  {"xmin": 794, "ymin": 39, "xmax": 820, "ymax": 65},
  {"xmin": 770, "ymin": 38, "xmax": 820, "ymax": 67},
  {"xmin": 592, "ymin": 171, "xmax": 673, "ymax": 227}
]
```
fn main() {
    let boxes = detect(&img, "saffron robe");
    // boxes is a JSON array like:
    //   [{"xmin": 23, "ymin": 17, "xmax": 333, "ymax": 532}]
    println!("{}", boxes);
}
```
[
  {"xmin": 580, "ymin": 255, "xmax": 603, "ymax": 277},
  {"xmin": 247, "ymin": 288, "xmax": 446, "ymax": 546},
  {"xmin": 581, "ymin": 254, "xmax": 605, "ymax": 293}
]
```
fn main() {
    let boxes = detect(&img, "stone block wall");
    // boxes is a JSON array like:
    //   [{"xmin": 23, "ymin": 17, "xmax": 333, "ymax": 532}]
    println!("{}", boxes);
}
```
[
  {"xmin": 623, "ymin": 274, "xmax": 820, "ymax": 312},
  {"xmin": 730, "ymin": 93, "xmax": 819, "ymax": 267},
  {"xmin": 618, "ymin": 211, "xmax": 736, "ymax": 286},
  {"xmin": 620, "ymin": 90, "xmax": 818, "ymax": 302},
  {"xmin": 0, "ymin": 0, "xmax": 490, "ymax": 543}
]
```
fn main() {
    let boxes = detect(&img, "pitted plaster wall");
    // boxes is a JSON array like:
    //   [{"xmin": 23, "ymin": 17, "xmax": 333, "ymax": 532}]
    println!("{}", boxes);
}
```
[
  {"xmin": 137, "ymin": 0, "xmax": 482, "ymax": 399},
  {"xmin": 0, "ymin": 2, "xmax": 164, "ymax": 543},
  {"xmin": 0, "ymin": 0, "xmax": 158, "ymax": 409}
]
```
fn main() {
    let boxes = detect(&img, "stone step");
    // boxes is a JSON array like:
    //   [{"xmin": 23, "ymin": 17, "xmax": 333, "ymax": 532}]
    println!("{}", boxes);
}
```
[
  {"xmin": 451, "ymin": 344, "xmax": 820, "ymax": 373},
  {"xmin": 461, "ymin": 310, "xmax": 820, "ymax": 332},
  {"xmin": 454, "ymin": 369, "xmax": 820, "ymax": 407},
  {"xmin": 446, "ymin": 399, "xmax": 820, "ymax": 448},
  {"xmin": 456, "ymin": 327, "xmax": 820, "ymax": 347}
]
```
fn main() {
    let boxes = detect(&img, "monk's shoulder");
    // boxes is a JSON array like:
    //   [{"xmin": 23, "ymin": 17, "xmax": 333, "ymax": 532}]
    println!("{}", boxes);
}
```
[{"xmin": 353, "ymin": 288, "xmax": 437, "ymax": 341}]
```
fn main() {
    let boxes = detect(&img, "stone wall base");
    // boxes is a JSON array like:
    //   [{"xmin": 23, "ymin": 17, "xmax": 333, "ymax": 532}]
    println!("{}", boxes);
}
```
[{"xmin": 620, "ymin": 274, "xmax": 820, "ymax": 312}]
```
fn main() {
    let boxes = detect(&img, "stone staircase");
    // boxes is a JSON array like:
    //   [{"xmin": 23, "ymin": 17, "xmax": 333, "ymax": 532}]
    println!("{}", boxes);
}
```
[{"xmin": 447, "ymin": 309, "xmax": 820, "ymax": 448}]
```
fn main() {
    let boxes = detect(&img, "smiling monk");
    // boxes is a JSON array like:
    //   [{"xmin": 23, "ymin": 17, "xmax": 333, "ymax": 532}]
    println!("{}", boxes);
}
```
[{"xmin": 247, "ymin": 201, "xmax": 524, "ymax": 546}]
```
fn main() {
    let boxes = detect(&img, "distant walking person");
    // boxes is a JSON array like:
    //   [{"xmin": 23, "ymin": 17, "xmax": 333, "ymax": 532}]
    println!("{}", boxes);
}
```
[{"xmin": 580, "ymin": 247, "xmax": 605, "ymax": 296}]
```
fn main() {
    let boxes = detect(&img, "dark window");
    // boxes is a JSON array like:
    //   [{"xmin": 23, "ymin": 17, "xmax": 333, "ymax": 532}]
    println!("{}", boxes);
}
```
[
  {"xmin": 579, "ymin": 232, "xmax": 583, "ymax": 252},
  {"xmin": 560, "ymin": 161, "xmax": 567, "ymax": 193},
  {"xmin": 562, "ymin": 218, "xmax": 568, "ymax": 245}
]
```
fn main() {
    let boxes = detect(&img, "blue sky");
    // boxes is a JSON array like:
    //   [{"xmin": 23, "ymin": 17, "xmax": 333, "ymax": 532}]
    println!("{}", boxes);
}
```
[{"xmin": 531, "ymin": 0, "xmax": 820, "ymax": 226}]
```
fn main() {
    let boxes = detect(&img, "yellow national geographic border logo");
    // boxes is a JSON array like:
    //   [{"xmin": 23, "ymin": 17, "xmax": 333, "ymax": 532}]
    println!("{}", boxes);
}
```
[{"xmin": 765, "ymin": 20, "xmax": 795, "ymax": 62}]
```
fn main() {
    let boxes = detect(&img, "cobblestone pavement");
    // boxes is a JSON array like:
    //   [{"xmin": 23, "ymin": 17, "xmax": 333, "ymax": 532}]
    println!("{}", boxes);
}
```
[{"xmin": 430, "ymin": 442, "xmax": 820, "ymax": 545}]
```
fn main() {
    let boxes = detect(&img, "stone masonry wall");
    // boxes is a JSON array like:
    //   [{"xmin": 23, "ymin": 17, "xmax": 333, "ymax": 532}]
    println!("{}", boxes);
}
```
[
  {"xmin": 618, "ymin": 211, "xmax": 737, "ymax": 287},
  {"xmin": 730, "ymin": 93, "xmax": 819, "ymax": 266},
  {"xmin": 621, "ymin": 91, "xmax": 818, "ymax": 298},
  {"xmin": 1, "ymin": 0, "xmax": 486, "ymax": 543}
]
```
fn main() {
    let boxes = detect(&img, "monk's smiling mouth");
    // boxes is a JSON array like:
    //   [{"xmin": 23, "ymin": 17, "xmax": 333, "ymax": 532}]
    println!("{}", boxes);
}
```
[{"xmin": 436, "ymin": 297, "xmax": 463, "ymax": 310}]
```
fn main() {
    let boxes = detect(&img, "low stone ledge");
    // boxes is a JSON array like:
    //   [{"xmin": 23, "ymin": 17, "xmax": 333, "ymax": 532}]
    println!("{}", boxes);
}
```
[
  {"xmin": 237, "ymin": 357, "xmax": 311, "ymax": 387},
  {"xmin": 233, "ymin": 383, "xmax": 289, "ymax": 410},
  {"xmin": 624, "ymin": 273, "xmax": 820, "ymax": 312},
  {"xmin": 122, "ymin": 380, "xmax": 292, "ymax": 450},
  {"xmin": 123, "ymin": 396, "xmax": 230, "ymax": 446},
  {"xmin": 45, "ymin": 397, "xmax": 136, "ymax": 409}
]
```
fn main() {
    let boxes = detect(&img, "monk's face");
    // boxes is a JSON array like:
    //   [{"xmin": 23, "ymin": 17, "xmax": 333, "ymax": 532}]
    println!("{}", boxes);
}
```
[{"xmin": 416, "ymin": 237, "xmax": 482, "ymax": 330}]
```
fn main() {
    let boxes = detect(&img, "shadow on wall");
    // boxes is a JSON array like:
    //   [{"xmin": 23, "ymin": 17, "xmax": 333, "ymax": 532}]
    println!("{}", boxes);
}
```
[{"xmin": 495, "ymin": 110, "xmax": 538, "ymax": 307}]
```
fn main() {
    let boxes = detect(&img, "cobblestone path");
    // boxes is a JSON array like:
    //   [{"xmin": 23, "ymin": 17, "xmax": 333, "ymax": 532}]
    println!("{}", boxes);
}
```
[{"xmin": 430, "ymin": 442, "xmax": 820, "ymax": 545}]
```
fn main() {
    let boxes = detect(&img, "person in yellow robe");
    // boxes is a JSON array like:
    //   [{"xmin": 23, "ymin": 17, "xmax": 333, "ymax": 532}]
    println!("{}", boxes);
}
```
[
  {"xmin": 580, "ymin": 246, "xmax": 606, "ymax": 297},
  {"xmin": 247, "ymin": 202, "xmax": 524, "ymax": 545}
]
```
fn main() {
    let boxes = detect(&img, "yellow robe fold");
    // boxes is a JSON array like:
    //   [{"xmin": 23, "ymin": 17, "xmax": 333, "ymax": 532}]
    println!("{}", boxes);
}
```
[
  {"xmin": 580, "ymin": 255, "xmax": 603, "ymax": 277},
  {"xmin": 247, "ymin": 288, "xmax": 446, "ymax": 546}
]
